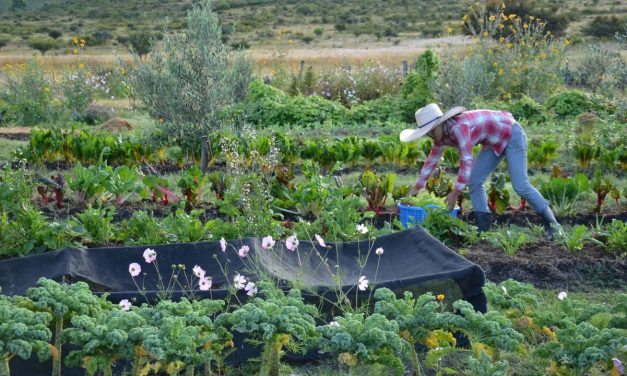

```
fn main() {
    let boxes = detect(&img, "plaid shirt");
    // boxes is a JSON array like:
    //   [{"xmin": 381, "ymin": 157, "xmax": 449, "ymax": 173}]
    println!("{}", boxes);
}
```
[{"xmin": 415, "ymin": 110, "xmax": 515, "ymax": 192}]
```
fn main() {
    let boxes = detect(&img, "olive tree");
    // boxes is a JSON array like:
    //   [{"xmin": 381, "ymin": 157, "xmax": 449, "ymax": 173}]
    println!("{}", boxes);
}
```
[{"xmin": 129, "ymin": 0, "xmax": 253, "ymax": 145}]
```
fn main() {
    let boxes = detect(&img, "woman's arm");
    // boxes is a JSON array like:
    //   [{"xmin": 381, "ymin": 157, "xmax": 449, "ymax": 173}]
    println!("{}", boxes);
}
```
[
  {"xmin": 451, "ymin": 123, "xmax": 474, "ymax": 192},
  {"xmin": 414, "ymin": 143, "xmax": 445, "ymax": 190}
]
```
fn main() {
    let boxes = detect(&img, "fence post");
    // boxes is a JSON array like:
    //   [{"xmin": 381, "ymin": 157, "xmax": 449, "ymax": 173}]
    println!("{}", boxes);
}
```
[
  {"xmin": 402, "ymin": 60, "xmax": 409, "ymax": 76},
  {"xmin": 298, "ymin": 60, "xmax": 305, "ymax": 79}
]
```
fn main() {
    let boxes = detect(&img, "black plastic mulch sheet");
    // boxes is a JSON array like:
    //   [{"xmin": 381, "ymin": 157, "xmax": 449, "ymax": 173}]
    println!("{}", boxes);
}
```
[
  {"xmin": 0, "ymin": 227, "xmax": 486, "ymax": 311},
  {"xmin": 1, "ymin": 227, "xmax": 487, "ymax": 373}
]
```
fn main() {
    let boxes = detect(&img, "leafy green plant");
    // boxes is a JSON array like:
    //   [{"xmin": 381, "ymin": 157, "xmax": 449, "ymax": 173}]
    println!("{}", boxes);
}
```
[
  {"xmin": 0, "ymin": 294, "xmax": 52, "ymax": 376},
  {"xmin": 105, "ymin": 166, "xmax": 145, "ymax": 205},
  {"xmin": 528, "ymin": 140, "xmax": 558, "ymax": 169},
  {"xmin": 400, "ymin": 191, "xmax": 446, "ymax": 208},
  {"xmin": 67, "ymin": 162, "xmax": 112, "ymax": 207},
  {"xmin": 0, "ymin": 163, "xmax": 33, "ymax": 212},
  {"xmin": 591, "ymin": 170, "xmax": 614, "ymax": 213},
  {"xmin": 118, "ymin": 211, "xmax": 168, "ymax": 246},
  {"xmin": 177, "ymin": 166, "xmax": 209, "ymax": 210},
  {"xmin": 423, "ymin": 208, "xmax": 477, "ymax": 246},
  {"xmin": 161, "ymin": 208, "xmax": 211, "ymax": 243},
  {"xmin": 488, "ymin": 173, "xmax": 510, "ymax": 214},
  {"xmin": 558, "ymin": 225, "xmax": 602, "ymax": 253},
  {"xmin": 26, "ymin": 278, "xmax": 112, "ymax": 376},
  {"xmin": 359, "ymin": 170, "xmax": 395, "ymax": 214},
  {"xmin": 217, "ymin": 283, "xmax": 318, "ymax": 376},
  {"xmin": 536, "ymin": 319, "xmax": 627, "ymax": 376},
  {"xmin": 603, "ymin": 220, "xmax": 627, "ymax": 256},
  {"xmin": 539, "ymin": 174, "xmax": 590, "ymax": 216},
  {"xmin": 317, "ymin": 312, "xmax": 404, "ymax": 375},
  {"xmin": 486, "ymin": 227, "xmax": 531, "ymax": 256},
  {"xmin": 573, "ymin": 141, "xmax": 599, "ymax": 168},
  {"xmin": 70, "ymin": 206, "xmax": 116, "ymax": 246}
]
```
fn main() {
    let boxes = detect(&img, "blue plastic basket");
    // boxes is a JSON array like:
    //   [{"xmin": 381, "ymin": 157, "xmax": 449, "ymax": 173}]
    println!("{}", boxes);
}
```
[{"xmin": 398, "ymin": 204, "xmax": 460, "ymax": 229}]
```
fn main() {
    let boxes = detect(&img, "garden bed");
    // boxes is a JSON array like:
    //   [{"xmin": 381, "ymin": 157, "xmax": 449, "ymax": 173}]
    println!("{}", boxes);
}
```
[{"xmin": 466, "ymin": 241, "xmax": 627, "ymax": 290}]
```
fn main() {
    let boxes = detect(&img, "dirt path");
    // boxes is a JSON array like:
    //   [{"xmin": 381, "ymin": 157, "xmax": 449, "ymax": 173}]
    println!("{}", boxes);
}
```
[{"xmin": 0, "ymin": 127, "xmax": 32, "ymax": 140}]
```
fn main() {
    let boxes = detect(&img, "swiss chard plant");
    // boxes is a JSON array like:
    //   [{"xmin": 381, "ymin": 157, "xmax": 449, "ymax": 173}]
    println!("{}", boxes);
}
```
[
  {"xmin": 590, "ymin": 170, "xmax": 614, "ymax": 213},
  {"xmin": 487, "ymin": 173, "xmax": 510, "ymax": 214},
  {"xmin": 539, "ymin": 173, "xmax": 590, "ymax": 216},
  {"xmin": 359, "ymin": 170, "xmax": 395, "ymax": 214},
  {"xmin": 177, "ymin": 166, "xmax": 210, "ymax": 211}
]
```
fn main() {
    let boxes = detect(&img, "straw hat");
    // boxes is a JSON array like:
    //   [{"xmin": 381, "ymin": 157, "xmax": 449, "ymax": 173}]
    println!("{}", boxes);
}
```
[{"xmin": 399, "ymin": 103, "xmax": 466, "ymax": 142}]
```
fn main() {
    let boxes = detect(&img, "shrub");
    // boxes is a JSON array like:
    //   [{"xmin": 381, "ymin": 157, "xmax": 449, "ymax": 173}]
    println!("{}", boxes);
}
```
[
  {"xmin": 27, "ymin": 37, "xmax": 59, "ymax": 56},
  {"xmin": 48, "ymin": 30, "xmax": 62, "ymax": 39},
  {"xmin": 583, "ymin": 15, "xmax": 627, "ymax": 38},
  {"xmin": 544, "ymin": 90, "xmax": 594, "ymax": 118},
  {"xmin": 0, "ymin": 36, "xmax": 9, "ymax": 49},
  {"xmin": 129, "ymin": 0, "xmax": 253, "ymax": 145},
  {"xmin": 125, "ymin": 31, "xmax": 153, "ymax": 60}
]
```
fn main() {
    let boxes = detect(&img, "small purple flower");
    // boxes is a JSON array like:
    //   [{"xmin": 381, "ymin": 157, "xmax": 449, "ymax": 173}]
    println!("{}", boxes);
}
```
[
  {"xmin": 245, "ymin": 281, "xmax": 257, "ymax": 296},
  {"xmin": 261, "ymin": 235, "xmax": 275, "ymax": 250},
  {"xmin": 286, "ymin": 235, "xmax": 299, "ymax": 251},
  {"xmin": 193, "ymin": 265, "xmax": 206, "ymax": 278},
  {"xmin": 220, "ymin": 238, "xmax": 227, "ymax": 252},
  {"xmin": 612, "ymin": 358, "xmax": 624, "ymax": 375},
  {"xmin": 315, "ymin": 234, "xmax": 326, "ymax": 248}
]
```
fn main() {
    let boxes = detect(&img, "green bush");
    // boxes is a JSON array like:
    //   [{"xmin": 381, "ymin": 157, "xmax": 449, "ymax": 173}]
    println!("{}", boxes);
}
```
[
  {"xmin": 583, "ymin": 15, "xmax": 627, "ymax": 38},
  {"xmin": 129, "ymin": 0, "xmax": 253, "ymax": 145},
  {"xmin": 544, "ymin": 90, "xmax": 596, "ymax": 118}
]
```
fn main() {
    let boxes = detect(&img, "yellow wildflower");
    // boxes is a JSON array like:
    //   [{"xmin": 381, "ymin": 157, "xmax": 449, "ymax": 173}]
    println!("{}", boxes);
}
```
[
  {"xmin": 73, "ymin": 37, "xmax": 78, "ymax": 44},
  {"xmin": 506, "ymin": 42, "xmax": 513, "ymax": 49},
  {"xmin": 483, "ymin": 31, "xmax": 489, "ymax": 37},
  {"xmin": 78, "ymin": 63, "xmax": 85, "ymax": 69},
  {"xmin": 424, "ymin": 332, "xmax": 439, "ymax": 349},
  {"xmin": 529, "ymin": 16, "xmax": 535, "ymax": 20},
  {"xmin": 287, "ymin": 39, "xmax": 294, "ymax": 44},
  {"xmin": 447, "ymin": 27, "xmax": 453, "ymax": 33},
  {"xmin": 539, "ymin": 53, "xmax": 547, "ymax": 59},
  {"xmin": 80, "ymin": 39, "xmax": 85, "ymax": 45},
  {"xmin": 498, "ymin": 68, "xmax": 504, "ymax": 76},
  {"xmin": 523, "ymin": 64, "xmax": 529, "ymax": 70},
  {"xmin": 118, "ymin": 67, "xmax": 125, "ymax": 75},
  {"xmin": 19, "ymin": 63, "xmax": 26, "ymax": 69},
  {"xmin": 493, "ymin": 62, "xmax": 498, "ymax": 67},
  {"xmin": 43, "ymin": 87, "xmax": 50, "ymax": 92},
  {"xmin": 508, "ymin": 14, "xmax": 517, "ymax": 20},
  {"xmin": 72, "ymin": 48, "xmax": 78, "ymax": 55},
  {"xmin": 462, "ymin": 14, "xmax": 469, "ymax": 21},
  {"xmin": 499, "ymin": 36, "xmax": 505, "ymax": 43},
  {"xmin": 3, "ymin": 63, "xmax": 12, "ymax": 69},
  {"xmin": 501, "ymin": 14, "xmax": 508, "ymax": 21},
  {"xmin": 512, "ymin": 68, "xmax": 519, "ymax": 74},
  {"xmin": 467, "ymin": 46, "xmax": 473, "ymax": 53},
  {"xmin": 523, "ymin": 23, "xmax": 529, "ymax": 29},
  {"xmin": 489, "ymin": 15, "xmax": 496, "ymax": 21},
  {"xmin": 436, "ymin": 294, "xmax": 445, "ymax": 301},
  {"xmin": 564, "ymin": 39, "xmax": 570, "ymax": 46},
  {"xmin": 498, "ymin": 23, "xmax": 505, "ymax": 29}
]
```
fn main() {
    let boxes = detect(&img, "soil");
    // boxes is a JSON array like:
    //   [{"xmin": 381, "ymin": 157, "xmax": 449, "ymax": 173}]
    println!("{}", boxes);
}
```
[
  {"xmin": 464, "ymin": 241, "xmax": 627, "ymax": 291},
  {"xmin": 0, "ymin": 127, "xmax": 31, "ymax": 141}
]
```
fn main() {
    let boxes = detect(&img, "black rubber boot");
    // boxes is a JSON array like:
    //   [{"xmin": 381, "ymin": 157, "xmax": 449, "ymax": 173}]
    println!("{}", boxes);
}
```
[
  {"xmin": 474, "ymin": 211, "xmax": 492, "ymax": 234},
  {"xmin": 540, "ymin": 207, "xmax": 561, "ymax": 241}
]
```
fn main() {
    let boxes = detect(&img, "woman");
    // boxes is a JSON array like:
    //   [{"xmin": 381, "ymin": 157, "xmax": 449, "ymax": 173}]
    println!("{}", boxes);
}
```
[{"xmin": 400, "ymin": 103, "xmax": 560, "ymax": 239}]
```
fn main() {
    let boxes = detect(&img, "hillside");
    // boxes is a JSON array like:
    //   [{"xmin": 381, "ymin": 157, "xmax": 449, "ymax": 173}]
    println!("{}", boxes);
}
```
[{"xmin": 0, "ymin": 0, "xmax": 625, "ymax": 55}]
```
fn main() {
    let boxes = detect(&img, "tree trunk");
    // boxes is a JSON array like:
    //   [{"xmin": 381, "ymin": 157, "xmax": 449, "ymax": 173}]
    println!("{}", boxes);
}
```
[
  {"xmin": 0, "ymin": 356, "xmax": 10, "ymax": 376},
  {"xmin": 408, "ymin": 346, "xmax": 423, "ymax": 376}
]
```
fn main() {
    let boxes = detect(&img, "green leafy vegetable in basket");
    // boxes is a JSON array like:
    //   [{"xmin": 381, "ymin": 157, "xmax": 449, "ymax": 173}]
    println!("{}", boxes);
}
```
[{"xmin": 400, "ymin": 191, "xmax": 446, "ymax": 208}]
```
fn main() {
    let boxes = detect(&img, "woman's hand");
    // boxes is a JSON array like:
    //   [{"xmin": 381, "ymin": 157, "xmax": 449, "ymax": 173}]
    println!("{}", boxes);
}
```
[
  {"xmin": 446, "ymin": 191, "xmax": 460, "ymax": 211},
  {"xmin": 408, "ymin": 187, "xmax": 420, "ymax": 197}
]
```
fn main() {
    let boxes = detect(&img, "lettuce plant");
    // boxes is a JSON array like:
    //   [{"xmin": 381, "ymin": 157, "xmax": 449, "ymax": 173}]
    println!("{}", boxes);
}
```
[
  {"xmin": 216, "ymin": 283, "xmax": 318, "ymax": 376},
  {"xmin": 0, "ymin": 294, "xmax": 52, "ymax": 376}
]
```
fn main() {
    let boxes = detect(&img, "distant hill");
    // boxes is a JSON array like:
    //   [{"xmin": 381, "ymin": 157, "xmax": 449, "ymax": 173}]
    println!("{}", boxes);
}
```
[{"xmin": 0, "ymin": 0, "xmax": 625, "ymax": 53}]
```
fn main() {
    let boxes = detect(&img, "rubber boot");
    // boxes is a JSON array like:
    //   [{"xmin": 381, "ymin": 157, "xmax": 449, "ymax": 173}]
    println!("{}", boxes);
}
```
[
  {"xmin": 474, "ymin": 211, "xmax": 492, "ymax": 234},
  {"xmin": 540, "ymin": 207, "xmax": 561, "ymax": 241}
]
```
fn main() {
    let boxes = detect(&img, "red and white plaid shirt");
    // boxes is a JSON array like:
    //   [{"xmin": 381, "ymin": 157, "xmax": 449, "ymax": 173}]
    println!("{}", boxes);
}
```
[{"xmin": 415, "ymin": 110, "xmax": 515, "ymax": 192}]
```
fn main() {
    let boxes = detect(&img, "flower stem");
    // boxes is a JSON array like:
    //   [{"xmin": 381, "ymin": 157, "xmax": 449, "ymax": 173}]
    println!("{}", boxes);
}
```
[
  {"xmin": 0, "ymin": 356, "xmax": 10, "ymax": 376},
  {"xmin": 52, "ymin": 319, "xmax": 63, "ymax": 376}
]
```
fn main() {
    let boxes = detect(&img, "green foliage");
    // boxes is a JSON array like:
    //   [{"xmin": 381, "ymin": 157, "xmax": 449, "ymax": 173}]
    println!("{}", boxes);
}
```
[
  {"xmin": 399, "ymin": 50, "xmax": 439, "ymax": 121},
  {"xmin": 27, "ymin": 37, "xmax": 59, "ymax": 56},
  {"xmin": 603, "ymin": 220, "xmax": 627, "ymax": 256},
  {"xmin": 544, "ymin": 90, "xmax": 610, "ymax": 118},
  {"xmin": 161, "ymin": 208, "xmax": 212, "ymax": 243},
  {"xmin": 528, "ymin": 140, "xmax": 558, "ymax": 169},
  {"xmin": 483, "ymin": 280, "xmax": 539, "ymax": 315},
  {"xmin": 70, "ymin": 206, "xmax": 115, "ymax": 246},
  {"xmin": 558, "ymin": 225, "xmax": 601, "ymax": 253},
  {"xmin": 60, "ymin": 68, "xmax": 97, "ymax": 121},
  {"xmin": 0, "ymin": 163, "xmax": 32, "ymax": 212},
  {"xmin": 583, "ymin": 15, "xmax": 627, "ymax": 38},
  {"xmin": 129, "ymin": 0, "xmax": 253, "ymax": 145},
  {"xmin": 423, "ymin": 208, "xmax": 477, "ymax": 246},
  {"xmin": 126, "ymin": 31, "xmax": 154, "ymax": 59},
  {"xmin": 487, "ymin": 173, "xmax": 510, "ymax": 214},
  {"xmin": 63, "ymin": 309, "xmax": 146, "ymax": 376},
  {"xmin": 486, "ymin": 226, "xmax": 531, "ymax": 256},
  {"xmin": 359, "ymin": 170, "xmax": 395, "ymax": 214},
  {"xmin": 466, "ymin": 351, "xmax": 509, "ymax": 376},
  {"xmin": 536, "ymin": 319, "xmax": 627, "ymax": 376},
  {"xmin": 117, "ymin": 210, "xmax": 169, "ymax": 246},
  {"xmin": 539, "ymin": 173, "xmax": 589, "ymax": 216},
  {"xmin": 317, "ymin": 312, "xmax": 404, "ymax": 375},
  {"xmin": 0, "ymin": 59, "xmax": 59, "ymax": 126},
  {"xmin": 67, "ymin": 163, "xmax": 112, "ymax": 206},
  {"xmin": 0, "ymin": 295, "xmax": 52, "ymax": 375},
  {"xmin": 400, "ymin": 191, "xmax": 446, "ymax": 208},
  {"xmin": 177, "ymin": 166, "xmax": 209, "ymax": 210}
]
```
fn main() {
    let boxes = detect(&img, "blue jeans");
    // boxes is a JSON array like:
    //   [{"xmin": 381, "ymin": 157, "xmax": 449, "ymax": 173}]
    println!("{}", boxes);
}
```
[{"xmin": 468, "ymin": 123, "xmax": 549, "ymax": 214}]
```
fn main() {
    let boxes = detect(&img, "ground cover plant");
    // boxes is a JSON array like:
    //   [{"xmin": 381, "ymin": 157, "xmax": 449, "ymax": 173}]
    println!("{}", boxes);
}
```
[{"xmin": 0, "ymin": 0, "xmax": 625, "ymax": 374}]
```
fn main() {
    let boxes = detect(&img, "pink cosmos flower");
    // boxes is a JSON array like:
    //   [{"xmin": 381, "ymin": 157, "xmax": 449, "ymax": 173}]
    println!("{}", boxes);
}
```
[
  {"xmin": 220, "ymin": 238, "xmax": 227, "ymax": 252},
  {"xmin": 356, "ymin": 224, "xmax": 368, "ymax": 234},
  {"xmin": 286, "ymin": 235, "xmax": 299, "ymax": 251},
  {"xmin": 143, "ymin": 248, "xmax": 157, "ymax": 263},
  {"xmin": 375, "ymin": 247, "xmax": 384, "ymax": 255},
  {"xmin": 233, "ymin": 273, "xmax": 247, "ymax": 290},
  {"xmin": 238, "ymin": 245, "xmax": 250, "ymax": 258},
  {"xmin": 558, "ymin": 291, "xmax": 567, "ymax": 301},
  {"xmin": 193, "ymin": 265, "xmax": 206, "ymax": 278},
  {"xmin": 119, "ymin": 299, "xmax": 132, "ymax": 311},
  {"xmin": 245, "ymin": 281, "xmax": 257, "ymax": 296},
  {"xmin": 315, "ymin": 234, "xmax": 326, "ymax": 247},
  {"xmin": 358, "ymin": 276, "xmax": 369, "ymax": 291},
  {"xmin": 261, "ymin": 235, "xmax": 275, "ymax": 250},
  {"xmin": 199, "ymin": 277, "xmax": 212, "ymax": 291},
  {"xmin": 128, "ymin": 263, "xmax": 141, "ymax": 277}
]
